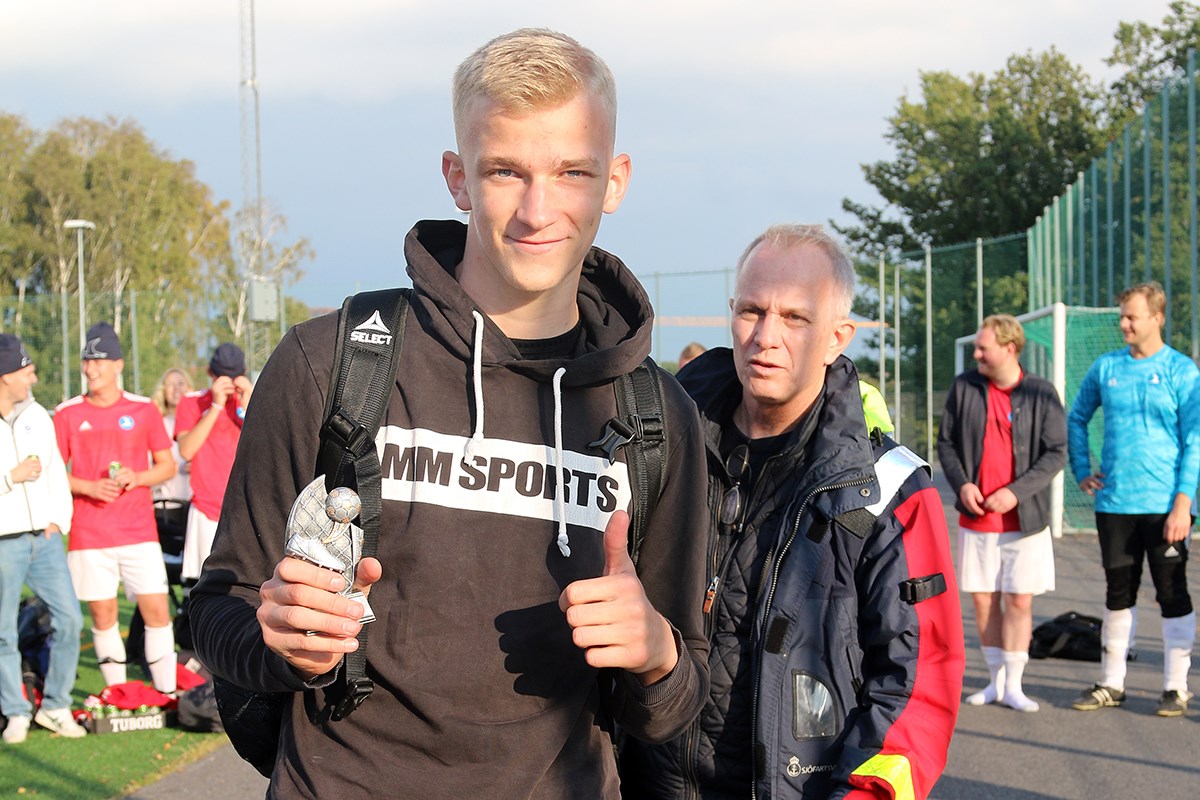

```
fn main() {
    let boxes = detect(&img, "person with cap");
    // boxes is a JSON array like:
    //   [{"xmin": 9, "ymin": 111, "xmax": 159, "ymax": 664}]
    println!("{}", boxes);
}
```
[
  {"xmin": 53, "ymin": 322, "xmax": 178, "ymax": 695},
  {"xmin": 0, "ymin": 334, "xmax": 86, "ymax": 742},
  {"xmin": 174, "ymin": 343, "xmax": 252, "ymax": 583}
]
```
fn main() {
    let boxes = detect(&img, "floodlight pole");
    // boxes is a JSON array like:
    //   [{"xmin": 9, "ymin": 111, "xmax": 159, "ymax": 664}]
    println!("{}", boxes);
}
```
[{"xmin": 64, "ymin": 219, "xmax": 96, "ymax": 359}]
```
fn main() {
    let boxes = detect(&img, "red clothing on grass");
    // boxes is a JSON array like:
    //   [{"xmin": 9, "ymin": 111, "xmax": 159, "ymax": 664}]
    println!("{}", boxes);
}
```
[
  {"xmin": 960, "ymin": 376, "xmax": 1022, "ymax": 533},
  {"xmin": 53, "ymin": 392, "xmax": 172, "ymax": 550},
  {"xmin": 174, "ymin": 389, "xmax": 243, "ymax": 520}
]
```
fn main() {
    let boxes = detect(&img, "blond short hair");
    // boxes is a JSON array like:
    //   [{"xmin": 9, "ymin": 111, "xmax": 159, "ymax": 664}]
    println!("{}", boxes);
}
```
[
  {"xmin": 981, "ymin": 314, "xmax": 1025, "ymax": 355},
  {"xmin": 1117, "ymin": 281, "xmax": 1166, "ymax": 317},
  {"xmin": 452, "ymin": 29, "xmax": 617, "ymax": 140},
  {"xmin": 734, "ymin": 224, "xmax": 856, "ymax": 318}
]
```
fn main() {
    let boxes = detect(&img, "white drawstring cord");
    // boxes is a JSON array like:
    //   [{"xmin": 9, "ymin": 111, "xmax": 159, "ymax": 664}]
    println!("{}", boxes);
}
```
[
  {"xmin": 463, "ymin": 311, "xmax": 485, "ymax": 462},
  {"xmin": 552, "ymin": 367, "xmax": 570, "ymax": 557}
]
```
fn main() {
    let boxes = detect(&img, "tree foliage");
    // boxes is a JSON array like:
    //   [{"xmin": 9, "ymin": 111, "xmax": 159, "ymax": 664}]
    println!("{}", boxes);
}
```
[
  {"xmin": 1106, "ymin": 1, "xmax": 1200, "ymax": 132},
  {"xmin": 836, "ymin": 49, "xmax": 1104, "ymax": 260},
  {"xmin": 0, "ymin": 114, "xmax": 311, "ymax": 400}
]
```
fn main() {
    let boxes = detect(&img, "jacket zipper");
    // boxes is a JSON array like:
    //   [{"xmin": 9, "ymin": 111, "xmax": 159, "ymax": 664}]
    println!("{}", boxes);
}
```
[
  {"xmin": 5, "ymin": 411, "xmax": 37, "ymax": 534},
  {"xmin": 749, "ymin": 475, "xmax": 873, "ymax": 800},
  {"xmin": 685, "ymin": 478, "xmax": 737, "ymax": 799}
]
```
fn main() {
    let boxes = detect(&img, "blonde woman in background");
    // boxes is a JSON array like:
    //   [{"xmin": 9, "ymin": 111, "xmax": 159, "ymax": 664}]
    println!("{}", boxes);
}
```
[{"xmin": 152, "ymin": 368, "xmax": 192, "ymax": 503}]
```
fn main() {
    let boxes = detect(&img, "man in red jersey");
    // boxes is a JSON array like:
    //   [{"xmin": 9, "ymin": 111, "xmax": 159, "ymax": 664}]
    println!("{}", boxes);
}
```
[
  {"xmin": 174, "ymin": 343, "xmax": 252, "ymax": 583},
  {"xmin": 54, "ymin": 322, "xmax": 178, "ymax": 693},
  {"xmin": 938, "ymin": 314, "xmax": 1066, "ymax": 712}
]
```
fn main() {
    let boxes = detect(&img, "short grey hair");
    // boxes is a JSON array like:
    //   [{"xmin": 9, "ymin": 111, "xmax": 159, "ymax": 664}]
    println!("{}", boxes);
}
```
[{"xmin": 734, "ymin": 224, "xmax": 856, "ymax": 318}]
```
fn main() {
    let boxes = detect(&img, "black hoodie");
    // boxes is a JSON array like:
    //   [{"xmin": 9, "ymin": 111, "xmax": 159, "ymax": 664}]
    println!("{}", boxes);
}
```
[{"xmin": 190, "ymin": 220, "xmax": 710, "ymax": 799}]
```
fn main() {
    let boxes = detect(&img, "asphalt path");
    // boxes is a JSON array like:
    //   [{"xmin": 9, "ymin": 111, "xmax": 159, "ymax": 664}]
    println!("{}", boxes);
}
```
[{"xmin": 126, "ymin": 468, "xmax": 1200, "ymax": 799}]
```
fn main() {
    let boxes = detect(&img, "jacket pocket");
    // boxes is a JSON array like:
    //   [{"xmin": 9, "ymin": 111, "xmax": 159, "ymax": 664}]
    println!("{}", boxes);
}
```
[{"xmin": 791, "ymin": 670, "xmax": 840, "ymax": 740}]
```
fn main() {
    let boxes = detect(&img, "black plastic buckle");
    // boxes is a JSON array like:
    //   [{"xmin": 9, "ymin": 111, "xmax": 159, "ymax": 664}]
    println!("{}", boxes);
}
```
[
  {"xmin": 633, "ymin": 413, "xmax": 665, "ymax": 445},
  {"xmin": 898, "ymin": 573, "xmax": 947, "ymax": 605},
  {"xmin": 322, "ymin": 408, "xmax": 375, "ymax": 459},
  {"xmin": 329, "ymin": 678, "xmax": 374, "ymax": 721},
  {"xmin": 589, "ymin": 417, "xmax": 636, "ymax": 465}
]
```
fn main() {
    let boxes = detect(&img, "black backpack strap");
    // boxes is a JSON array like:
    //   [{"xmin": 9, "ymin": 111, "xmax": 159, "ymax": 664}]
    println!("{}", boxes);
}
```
[
  {"xmin": 613, "ymin": 357, "xmax": 668, "ymax": 566},
  {"xmin": 319, "ymin": 288, "xmax": 409, "ymax": 720}
]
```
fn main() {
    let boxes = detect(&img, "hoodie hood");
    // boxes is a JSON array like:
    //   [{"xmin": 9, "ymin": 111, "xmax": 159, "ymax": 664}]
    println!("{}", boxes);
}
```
[{"xmin": 405, "ymin": 219, "xmax": 653, "ymax": 387}]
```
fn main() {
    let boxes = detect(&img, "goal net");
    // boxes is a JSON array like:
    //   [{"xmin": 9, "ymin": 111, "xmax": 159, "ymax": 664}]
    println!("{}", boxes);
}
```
[{"xmin": 953, "ymin": 303, "xmax": 1124, "ymax": 534}]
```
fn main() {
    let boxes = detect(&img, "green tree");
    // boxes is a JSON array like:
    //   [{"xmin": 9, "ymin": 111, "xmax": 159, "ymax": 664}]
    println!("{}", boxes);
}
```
[
  {"xmin": 1106, "ymin": 1, "xmax": 1200, "ymax": 133},
  {"xmin": 837, "ymin": 49, "xmax": 1104, "ymax": 258},
  {"xmin": 0, "ymin": 115, "xmax": 312, "ymax": 397}
]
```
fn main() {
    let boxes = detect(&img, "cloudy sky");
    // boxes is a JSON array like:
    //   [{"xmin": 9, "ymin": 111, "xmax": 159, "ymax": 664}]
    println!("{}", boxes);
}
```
[{"xmin": 0, "ymin": 0, "xmax": 1169, "ymax": 358}]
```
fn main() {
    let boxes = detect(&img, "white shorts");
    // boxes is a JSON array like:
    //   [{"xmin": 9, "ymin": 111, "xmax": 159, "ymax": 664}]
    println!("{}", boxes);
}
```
[
  {"xmin": 182, "ymin": 506, "xmax": 220, "ymax": 581},
  {"xmin": 68, "ymin": 542, "xmax": 169, "ymax": 602},
  {"xmin": 957, "ymin": 526, "xmax": 1056, "ymax": 595}
]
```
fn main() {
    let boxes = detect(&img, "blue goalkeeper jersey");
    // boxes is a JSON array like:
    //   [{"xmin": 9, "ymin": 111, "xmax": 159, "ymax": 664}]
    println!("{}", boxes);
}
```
[{"xmin": 1068, "ymin": 344, "xmax": 1200, "ymax": 514}]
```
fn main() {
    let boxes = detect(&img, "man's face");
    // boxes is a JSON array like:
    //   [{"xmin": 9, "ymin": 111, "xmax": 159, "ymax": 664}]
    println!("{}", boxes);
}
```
[
  {"xmin": 1, "ymin": 364, "xmax": 37, "ymax": 403},
  {"xmin": 1119, "ymin": 293, "xmax": 1164, "ymax": 351},
  {"xmin": 731, "ymin": 242, "xmax": 855, "ymax": 426},
  {"xmin": 442, "ymin": 92, "xmax": 630, "ymax": 305},
  {"xmin": 973, "ymin": 326, "xmax": 1016, "ymax": 380},
  {"xmin": 82, "ymin": 358, "xmax": 123, "ymax": 396}
]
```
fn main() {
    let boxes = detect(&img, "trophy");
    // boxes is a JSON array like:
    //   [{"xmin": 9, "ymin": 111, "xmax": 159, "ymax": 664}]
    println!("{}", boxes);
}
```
[{"xmin": 284, "ymin": 475, "xmax": 375, "ymax": 626}]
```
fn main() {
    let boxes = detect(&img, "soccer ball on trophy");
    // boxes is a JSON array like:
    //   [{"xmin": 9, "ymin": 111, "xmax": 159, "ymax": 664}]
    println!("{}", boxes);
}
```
[{"xmin": 325, "ymin": 486, "xmax": 362, "ymax": 525}]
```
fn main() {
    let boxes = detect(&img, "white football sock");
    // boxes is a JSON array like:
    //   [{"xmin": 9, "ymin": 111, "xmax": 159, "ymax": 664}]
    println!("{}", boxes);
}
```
[
  {"xmin": 1162, "ymin": 611, "xmax": 1196, "ymax": 694},
  {"xmin": 1100, "ymin": 607, "xmax": 1134, "ymax": 691},
  {"xmin": 1001, "ymin": 650, "xmax": 1039, "ymax": 712},
  {"xmin": 966, "ymin": 646, "xmax": 1006, "ymax": 705},
  {"xmin": 144, "ymin": 624, "xmax": 177, "ymax": 694},
  {"xmin": 92, "ymin": 625, "xmax": 127, "ymax": 686}
]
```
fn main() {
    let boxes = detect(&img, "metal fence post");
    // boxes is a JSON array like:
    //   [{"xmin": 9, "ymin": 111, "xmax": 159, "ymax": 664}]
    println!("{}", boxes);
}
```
[
  {"xmin": 924, "ymin": 244, "xmax": 933, "ymax": 460},
  {"xmin": 1190, "ymin": 48, "xmax": 1198, "ymax": 358},
  {"xmin": 131, "ymin": 289, "xmax": 141, "ymax": 394}
]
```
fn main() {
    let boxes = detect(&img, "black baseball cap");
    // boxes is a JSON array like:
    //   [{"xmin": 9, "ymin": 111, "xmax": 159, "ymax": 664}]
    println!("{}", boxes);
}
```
[
  {"xmin": 82, "ymin": 322, "xmax": 123, "ymax": 360},
  {"xmin": 0, "ymin": 334, "xmax": 33, "ymax": 376},
  {"xmin": 209, "ymin": 342, "xmax": 246, "ymax": 378}
]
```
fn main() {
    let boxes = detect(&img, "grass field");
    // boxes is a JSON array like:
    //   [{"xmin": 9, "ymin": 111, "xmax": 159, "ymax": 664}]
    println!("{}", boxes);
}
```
[{"xmin": 0, "ymin": 596, "xmax": 225, "ymax": 799}]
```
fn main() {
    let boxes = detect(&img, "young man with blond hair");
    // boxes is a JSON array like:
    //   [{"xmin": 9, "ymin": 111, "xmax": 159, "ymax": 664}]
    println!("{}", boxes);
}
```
[
  {"xmin": 54, "ymin": 322, "xmax": 178, "ymax": 696},
  {"xmin": 191, "ymin": 29, "xmax": 709, "ymax": 798},
  {"xmin": 938, "ymin": 314, "xmax": 1067, "ymax": 712},
  {"xmin": 1068, "ymin": 282, "xmax": 1198, "ymax": 717}
]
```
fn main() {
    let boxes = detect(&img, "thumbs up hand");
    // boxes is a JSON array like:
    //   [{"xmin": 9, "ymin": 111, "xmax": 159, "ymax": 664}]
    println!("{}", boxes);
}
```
[{"xmin": 558, "ymin": 511, "xmax": 679, "ymax": 685}]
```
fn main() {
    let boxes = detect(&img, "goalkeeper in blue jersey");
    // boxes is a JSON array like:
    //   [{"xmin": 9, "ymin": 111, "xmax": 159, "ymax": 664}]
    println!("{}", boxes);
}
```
[{"xmin": 1067, "ymin": 281, "xmax": 1199, "ymax": 718}]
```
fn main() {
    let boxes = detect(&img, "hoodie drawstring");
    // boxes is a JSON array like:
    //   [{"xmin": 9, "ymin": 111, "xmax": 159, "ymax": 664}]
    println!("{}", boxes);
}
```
[
  {"xmin": 552, "ymin": 366, "xmax": 570, "ymax": 557},
  {"xmin": 463, "ymin": 311, "xmax": 486, "ymax": 462},
  {"xmin": 461, "ymin": 311, "xmax": 571, "ymax": 558}
]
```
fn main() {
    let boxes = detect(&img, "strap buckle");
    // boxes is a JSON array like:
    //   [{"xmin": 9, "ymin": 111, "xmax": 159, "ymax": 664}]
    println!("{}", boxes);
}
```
[
  {"xmin": 329, "ymin": 678, "xmax": 374, "ymax": 721},
  {"xmin": 321, "ymin": 408, "xmax": 375, "ymax": 459}
]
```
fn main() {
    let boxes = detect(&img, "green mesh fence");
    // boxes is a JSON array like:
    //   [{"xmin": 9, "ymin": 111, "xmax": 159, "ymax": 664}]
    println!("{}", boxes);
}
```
[
  {"xmin": 1021, "ymin": 307, "xmax": 1124, "ymax": 531},
  {"xmin": 1030, "ymin": 52, "xmax": 1200, "ymax": 360}
]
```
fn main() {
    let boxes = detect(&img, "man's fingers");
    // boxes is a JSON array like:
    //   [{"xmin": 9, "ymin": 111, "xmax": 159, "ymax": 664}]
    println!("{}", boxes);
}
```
[
  {"xmin": 352, "ymin": 556, "xmax": 383, "ymax": 595},
  {"xmin": 603, "ymin": 510, "xmax": 634, "ymax": 577}
]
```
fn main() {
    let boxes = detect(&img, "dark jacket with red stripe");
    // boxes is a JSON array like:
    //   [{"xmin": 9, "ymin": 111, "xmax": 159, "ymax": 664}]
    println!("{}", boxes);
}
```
[{"xmin": 622, "ymin": 350, "xmax": 963, "ymax": 799}]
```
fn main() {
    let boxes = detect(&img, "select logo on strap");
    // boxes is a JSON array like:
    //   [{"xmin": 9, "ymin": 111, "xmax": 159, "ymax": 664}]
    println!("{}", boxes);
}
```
[{"xmin": 350, "ymin": 310, "xmax": 393, "ymax": 346}]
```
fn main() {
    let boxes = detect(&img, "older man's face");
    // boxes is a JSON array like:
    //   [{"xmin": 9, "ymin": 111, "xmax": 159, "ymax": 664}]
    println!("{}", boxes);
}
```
[{"xmin": 731, "ymin": 242, "xmax": 853, "ymax": 431}]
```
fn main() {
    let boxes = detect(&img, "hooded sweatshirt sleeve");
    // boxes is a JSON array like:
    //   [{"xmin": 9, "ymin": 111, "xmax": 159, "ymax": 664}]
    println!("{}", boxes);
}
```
[
  {"xmin": 189, "ymin": 318, "xmax": 334, "ymax": 692},
  {"xmin": 609, "ymin": 370, "xmax": 711, "ymax": 743}
]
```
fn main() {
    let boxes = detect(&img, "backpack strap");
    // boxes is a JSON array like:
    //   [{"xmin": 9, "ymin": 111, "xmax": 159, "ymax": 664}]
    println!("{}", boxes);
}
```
[
  {"xmin": 613, "ymin": 357, "xmax": 668, "ymax": 566},
  {"xmin": 318, "ymin": 288, "xmax": 409, "ymax": 720}
]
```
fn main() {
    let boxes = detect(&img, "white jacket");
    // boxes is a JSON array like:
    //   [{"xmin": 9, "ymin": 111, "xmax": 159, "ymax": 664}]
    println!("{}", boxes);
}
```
[{"xmin": 1, "ymin": 395, "xmax": 73, "ymax": 537}]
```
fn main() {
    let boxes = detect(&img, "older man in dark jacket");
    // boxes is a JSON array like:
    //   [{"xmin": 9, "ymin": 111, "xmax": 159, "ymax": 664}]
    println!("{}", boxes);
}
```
[{"xmin": 622, "ymin": 224, "xmax": 963, "ymax": 800}]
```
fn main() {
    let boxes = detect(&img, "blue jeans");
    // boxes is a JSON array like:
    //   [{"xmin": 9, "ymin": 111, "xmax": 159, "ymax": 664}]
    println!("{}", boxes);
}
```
[{"xmin": 0, "ymin": 531, "xmax": 84, "ymax": 716}]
